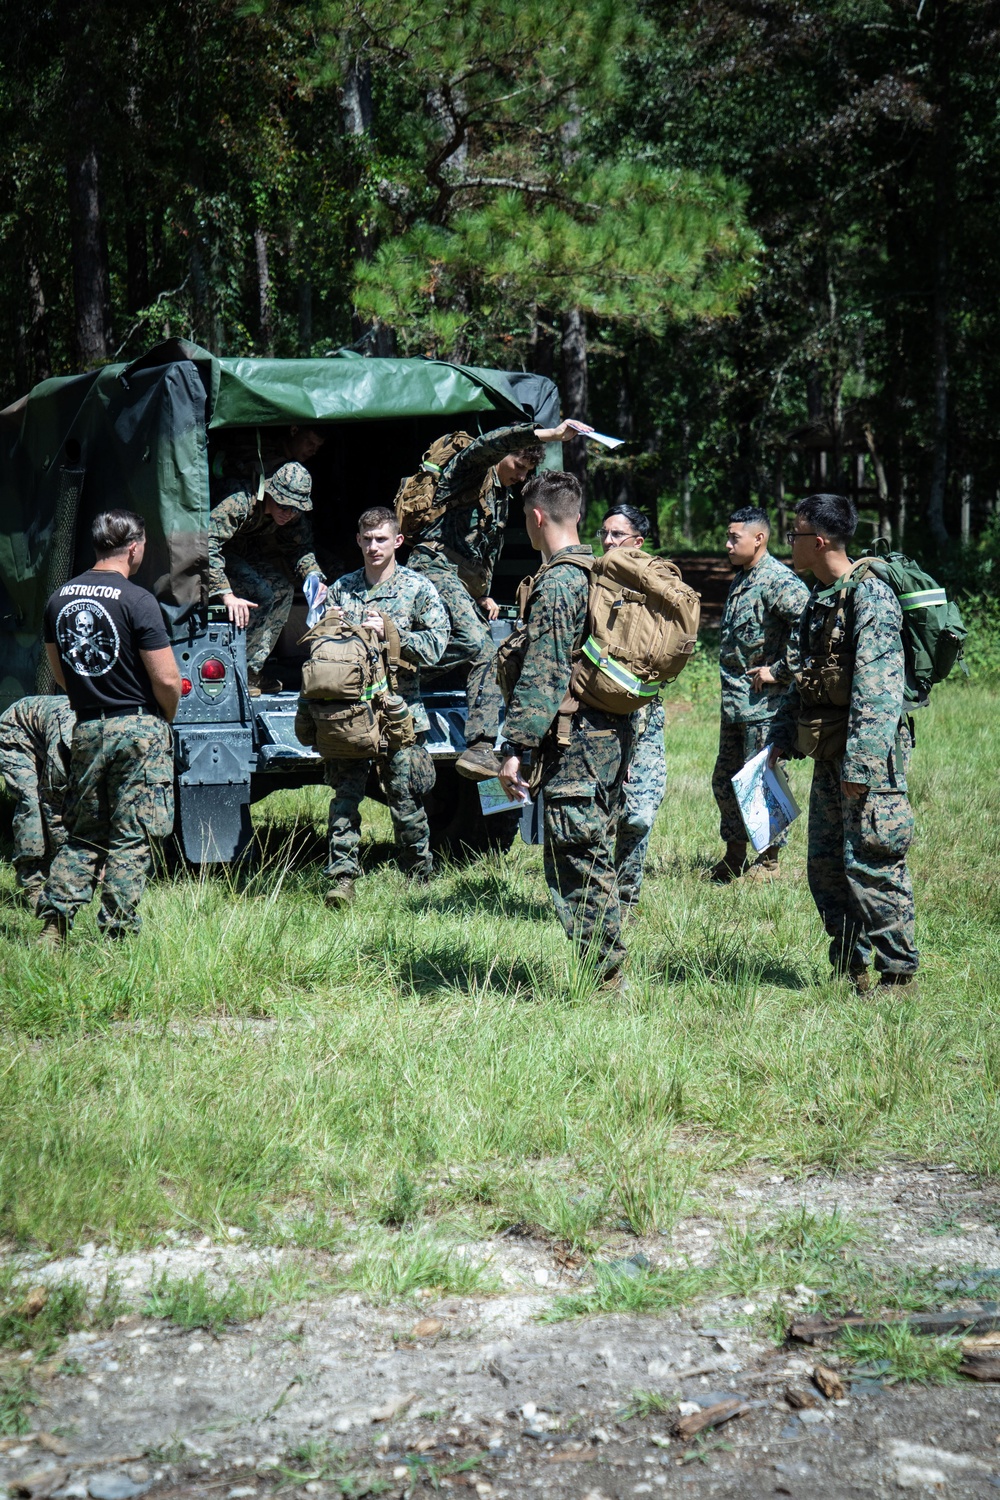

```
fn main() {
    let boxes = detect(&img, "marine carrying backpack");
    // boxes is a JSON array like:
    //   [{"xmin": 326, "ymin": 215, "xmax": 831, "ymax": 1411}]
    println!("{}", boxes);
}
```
[
  {"xmin": 393, "ymin": 432, "xmax": 476, "ymax": 540},
  {"xmin": 497, "ymin": 547, "xmax": 701, "ymax": 728},
  {"xmin": 294, "ymin": 612, "xmax": 411, "ymax": 759},
  {"xmin": 822, "ymin": 540, "xmax": 967, "ymax": 708},
  {"xmin": 568, "ymin": 547, "xmax": 701, "ymax": 714}
]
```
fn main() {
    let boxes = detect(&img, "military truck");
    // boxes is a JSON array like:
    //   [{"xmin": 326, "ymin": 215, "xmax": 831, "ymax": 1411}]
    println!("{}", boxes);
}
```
[{"xmin": 0, "ymin": 340, "xmax": 560, "ymax": 862}]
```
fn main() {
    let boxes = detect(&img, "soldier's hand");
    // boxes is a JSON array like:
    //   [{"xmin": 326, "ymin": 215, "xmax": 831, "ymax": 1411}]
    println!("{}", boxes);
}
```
[
  {"xmin": 767, "ymin": 745, "xmax": 785, "ymax": 770},
  {"xmin": 536, "ymin": 418, "xmax": 595, "ymax": 443},
  {"xmin": 223, "ymin": 593, "xmax": 258, "ymax": 630},
  {"xmin": 841, "ymin": 780, "xmax": 867, "ymax": 799},
  {"xmin": 499, "ymin": 754, "xmax": 530, "ymax": 803},
  {"xmin": 364, "ymin": 611, "xmax": 385, "ymax": 639},
  {"xmin": 481, "ymin": 597, "xmax": 500, "ymax": 622},
  {"xmin": 748, "ymin": 665, "xmax": 776, "ymax": 690}
]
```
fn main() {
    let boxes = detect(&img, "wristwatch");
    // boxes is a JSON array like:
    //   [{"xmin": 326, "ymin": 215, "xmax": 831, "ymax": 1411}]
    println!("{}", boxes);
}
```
[{"xmin": 499, "ymin": 740, "xmax": 523, "ymax": 761}]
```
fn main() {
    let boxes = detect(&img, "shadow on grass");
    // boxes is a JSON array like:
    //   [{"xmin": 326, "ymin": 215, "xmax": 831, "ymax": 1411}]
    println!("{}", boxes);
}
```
[
  {"xmin": 402, "ymin": 940, "xmax": 541, "ymax": 998},
  {"xmin": 420, "ymin": 871, "xmax": 550, "ymax": 922},
  {"xmin": 660, "ymin": 954, "xmax": 808, "ymax": 991}
]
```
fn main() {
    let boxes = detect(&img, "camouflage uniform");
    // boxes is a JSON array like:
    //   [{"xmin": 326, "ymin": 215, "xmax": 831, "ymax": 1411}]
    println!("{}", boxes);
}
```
[
  {"xmin": 714, "ymin": 552, "xmax": 809, "ymax": 843},
  {"xmin": 409, "ymin": 425, "xmax": 537, "ymax": 728},
  {"xmin": 616, "ymin": 698, "xmax": 666, "ymax": 910},
  {"xmin": 769, "ymin": 570, "xmax": 918, "ymax": 979},
  {"xmin": 38, "ymin": 714, "xmax": 174, "ymax": 936},
  {"xmin": 208, "ymin": 489, "xmax": 324, "ymax": 672},
  {"xmin": 314, "ymin": 565, "xmax": 448, "ymax": 881},
  {"xmin": 504, "ymin": 545, "xmax": 633, "ymax": 976},
  {"xmin": 0, "ymin": 695, "xmax": 76, "ymax": 904}
]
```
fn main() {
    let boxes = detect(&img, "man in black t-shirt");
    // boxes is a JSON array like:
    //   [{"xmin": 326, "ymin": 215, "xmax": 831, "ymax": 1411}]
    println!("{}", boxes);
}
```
[{"xmin": 36, "ymin": 509, "xmax": 181, "ymax": 946}]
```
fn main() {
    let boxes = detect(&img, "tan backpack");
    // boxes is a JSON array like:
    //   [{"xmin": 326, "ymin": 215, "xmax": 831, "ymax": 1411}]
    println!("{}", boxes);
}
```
[
  {"xmin": 497, "ymin": 547, "xmax": 701, "ymax": 729},
  {"xmin": 394, "ymin": 431, "xmax": 482, "ymax": 540},
  {"xmin": 568, "ymin": 548, "xmax": 701, "ymax": 714},
  {"xmin": 295, "ymin": 611, "xmax": 411, "ymax": 760}
]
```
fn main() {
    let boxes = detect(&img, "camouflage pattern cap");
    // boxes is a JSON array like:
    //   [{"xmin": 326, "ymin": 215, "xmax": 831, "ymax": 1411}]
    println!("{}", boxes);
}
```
[{"xmin": 266, "ymin": 461, "xmax": 313, "ymax": 511}]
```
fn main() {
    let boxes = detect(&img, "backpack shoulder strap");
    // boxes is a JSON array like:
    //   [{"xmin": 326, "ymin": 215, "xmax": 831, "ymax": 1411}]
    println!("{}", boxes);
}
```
[
  {"xmin": 518, "ymin": 552, "xmax": 594, "ymax": 619},
  {"xmin": 814, "ymin": 559, "xmax": 871, "ymax": 650}
]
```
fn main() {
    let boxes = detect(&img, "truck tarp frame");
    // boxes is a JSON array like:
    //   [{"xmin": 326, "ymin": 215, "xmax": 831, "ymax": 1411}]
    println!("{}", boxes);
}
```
[{"xmin": 0, "ymin": 341, "xmax": 553, "ymax": 709}]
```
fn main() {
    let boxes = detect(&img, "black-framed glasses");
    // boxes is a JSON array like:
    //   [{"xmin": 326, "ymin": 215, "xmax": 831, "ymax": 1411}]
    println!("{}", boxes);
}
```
[{"xmin": 785, "ymin": 530, "xmax": 819, "ymax": 545}]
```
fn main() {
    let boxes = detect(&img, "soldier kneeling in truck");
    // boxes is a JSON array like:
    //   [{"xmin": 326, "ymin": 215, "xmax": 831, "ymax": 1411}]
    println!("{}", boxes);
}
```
[
  {"xmin": 208, "ymin": 460, "xmax": 328, "ymax": 696},
  {"xmin": 295, "ymin": 506, "xmax": 449, "ymax": 908}
]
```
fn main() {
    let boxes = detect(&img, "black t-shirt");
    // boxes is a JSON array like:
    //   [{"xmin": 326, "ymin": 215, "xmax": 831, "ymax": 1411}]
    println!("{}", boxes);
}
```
[{"xmin": 43, "ymin": 569, "xmax": 170, "ymax": 717}]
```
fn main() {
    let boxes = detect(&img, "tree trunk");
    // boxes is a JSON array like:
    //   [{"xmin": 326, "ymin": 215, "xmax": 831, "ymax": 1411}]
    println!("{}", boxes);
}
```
[
  {"xmin": 926, "ymin": 7, "xmax": 952, "ymax": 546},
  {"xmin": 298, "ymin": 277, "xmax": 313, "ymax": 356},
  {"xmin": 66, "ymin": 142, "xmax": 112, "ymax": 366},
  {"xmin": 254, "ymin": 227, "xmax": 274, "ymax": 355},
  {"xmin": 680, "ymin": 418, "xmax": 692, "ymax": 540},
  {"xmin": 529, "ymin": 306, "xmax": 556, "ymax": 379},
  {"xmin": 560, "ymin": 306, "xmax": 589, "ymax": 508},
  {"xmin": 615, "ymin": 368, "xmax": 637, "ymax": 511}
]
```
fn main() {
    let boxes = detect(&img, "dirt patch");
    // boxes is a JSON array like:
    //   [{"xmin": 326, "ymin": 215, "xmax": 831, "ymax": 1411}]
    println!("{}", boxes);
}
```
[{"xmin": 4, "ymin": 1165, "xmax": 1000, "ymax": 1498}]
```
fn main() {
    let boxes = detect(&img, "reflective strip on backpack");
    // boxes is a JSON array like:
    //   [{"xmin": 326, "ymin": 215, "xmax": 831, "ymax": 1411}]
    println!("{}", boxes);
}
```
[
  {"xmin": 581, "ymin": 636, "xmax": 660, "ymax": 698},
  {"xmin": 900, "ymin": 588, "xmax": 947, "ymax": 611},
  {"xmin": 420, "ymin": 462, "xmax": 442, "ymax": 475},
  {"xmin": 363, "ymin": 677, "xmax": 388, "ymax": 701}
]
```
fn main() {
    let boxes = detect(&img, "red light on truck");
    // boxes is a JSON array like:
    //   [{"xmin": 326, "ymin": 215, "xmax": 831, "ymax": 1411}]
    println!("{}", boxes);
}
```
[
  {"xmin": 181, "ymin": 678, "xmax": 193, "ymax": 695},
  {"xmin": 200, "ymin": 658, "xmax": 226, "ymax": 680}
]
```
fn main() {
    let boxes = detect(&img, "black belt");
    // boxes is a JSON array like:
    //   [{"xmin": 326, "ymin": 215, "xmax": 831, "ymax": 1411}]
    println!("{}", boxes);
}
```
[{"xmin": 75, "ymin": 707, "xmax": 160, "ymax": 722}]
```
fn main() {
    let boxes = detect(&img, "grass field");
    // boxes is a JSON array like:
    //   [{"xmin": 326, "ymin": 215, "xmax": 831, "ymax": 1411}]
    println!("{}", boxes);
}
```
[{"xmin": 0, "ymin": 676, "xmax": 998, "ymax": 1255}]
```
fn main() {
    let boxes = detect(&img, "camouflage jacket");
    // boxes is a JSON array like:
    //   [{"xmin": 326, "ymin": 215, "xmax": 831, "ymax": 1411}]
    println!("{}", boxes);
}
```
[
  {"xmin": 327, "ymin": 565, "xmax": 449, "ymax": 734},
  {"xmin": 503, "ymin": 545, "xmax": 592, "ymax": 750},
  {"xmin": 0, "ymin": 694, "xmax": 75, "ymax": 789},
  {"xmin": 208, "ymin": 489, "xmax": 323, "ymax": 598},
  {"xmin": 769, "ymin": 571, "xmax": 907, "ymax": 789},
  {"xmin": 719, "ymin": 551, "xmax": 810, "ymax": 724},
  {"xmin": 409, "ymin": 423, "xmax": 537, "ymax": 589}
]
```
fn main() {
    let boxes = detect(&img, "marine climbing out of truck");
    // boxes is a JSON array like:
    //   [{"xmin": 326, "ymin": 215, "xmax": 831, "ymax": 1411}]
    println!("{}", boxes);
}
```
[{"xmin": 0, "ymin": 339, "xmax": 561, "ymax": 865}]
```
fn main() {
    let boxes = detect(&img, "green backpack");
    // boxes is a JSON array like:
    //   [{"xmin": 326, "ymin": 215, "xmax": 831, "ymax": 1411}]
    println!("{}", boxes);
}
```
[{"xmin": 849, "ymin": 540, "xmax": 967, "ymax": 707}]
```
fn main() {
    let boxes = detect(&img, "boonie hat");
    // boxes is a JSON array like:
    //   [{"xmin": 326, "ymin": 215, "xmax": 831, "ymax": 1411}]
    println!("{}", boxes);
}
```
[{"xmin": 266, "ymin": 461, "xmax": 313, "ymax": 511}]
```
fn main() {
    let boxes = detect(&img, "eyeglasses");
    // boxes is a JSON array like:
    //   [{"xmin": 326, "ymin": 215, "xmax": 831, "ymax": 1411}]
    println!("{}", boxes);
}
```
[
  {"xmin": 599, "ymin": 529, "xmax": 639, "ymax": 542},
  {"xmin": 785, "ymin": 530, "xmax": 819, "ymax": 545}
]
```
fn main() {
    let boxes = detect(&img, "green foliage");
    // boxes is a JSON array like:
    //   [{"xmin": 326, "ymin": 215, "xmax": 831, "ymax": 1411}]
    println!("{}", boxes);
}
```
[
  {"xmin": 839, "ymin": 1323, "xmax": 964, "ymax": 1386},
  {"xmin": 344, "ymin": 1232, "xmax": 496, "ymax": 1301},
  {"xmin": 617, "ymin": 1388, "xmax": 673, "ymax": 1420},
  {"xmin": 541, "ymin": 1262, "xmax": 713, "ymax": 1321},
  {"xmin": 0, "ymin": 1370, "xmax": 37, "ymax": 1437},
  {"xmin": 143, "ymin": 1270, "xmax": 249, "ymax": 1333},
  {"xmin": 0, "ymin": 1271, "xmax": 126, "ymax": 1357}
]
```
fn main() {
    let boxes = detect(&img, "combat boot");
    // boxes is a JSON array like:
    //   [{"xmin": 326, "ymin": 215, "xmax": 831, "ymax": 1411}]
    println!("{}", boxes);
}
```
[
  {"xmin": 324, "ymin": 877, "xmax": 356, "ymax": 909},
  {"xmin": 847, "ymin": 969, "xmax": 874, "ymax": 994},
  {"xmin": 455, "ymin": 741, "xmax": 503, "ymax": 782},
  {"xmin": 248, "ymin": 668, "xmax": 282, "ymax": 698},
  {"xmin": 706, "ymin": 841, "xmax": 749, "ymax": 884},
  {"xmin": 745, "ymin": 845, "xmax": 781, "ymax": 881},
  {"xmin": 37, "ymin": 913, "xmax": 68, "ymax": 949},
  {"xmin": 406, "ymin": 857, "xmax": 434, "ymax": 885},
  {"xmin": 878, "ymin": 972, "xmax": 920, "ymax": 999}
]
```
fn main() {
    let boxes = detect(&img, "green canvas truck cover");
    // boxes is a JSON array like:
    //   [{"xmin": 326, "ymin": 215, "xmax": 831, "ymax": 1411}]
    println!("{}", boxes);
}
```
[{"xmin": 0, "ymin": 341, "xmax": 530, "ymax": 709}]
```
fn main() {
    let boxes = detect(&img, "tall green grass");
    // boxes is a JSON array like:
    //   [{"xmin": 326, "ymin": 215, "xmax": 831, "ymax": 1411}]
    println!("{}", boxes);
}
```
[{"xmin": 0, "ymin": 682, "xmax": 997, "ymax": 1249}]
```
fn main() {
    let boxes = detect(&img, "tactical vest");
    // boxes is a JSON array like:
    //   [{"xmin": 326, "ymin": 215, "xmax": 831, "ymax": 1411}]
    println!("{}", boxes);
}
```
[{"xmin": 794, "ymin": 563, "xmax": 865, "ymax": 761}]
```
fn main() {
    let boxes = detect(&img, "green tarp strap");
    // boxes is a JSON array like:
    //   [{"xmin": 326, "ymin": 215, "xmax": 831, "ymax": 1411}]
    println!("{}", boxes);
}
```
[
  {"xmin": 581, "ymin": 636, "xmax": 660, "ymax": 698},
  {"xmin": 900, "ymin": 588, "xmax": 947, "ymax": 610}
]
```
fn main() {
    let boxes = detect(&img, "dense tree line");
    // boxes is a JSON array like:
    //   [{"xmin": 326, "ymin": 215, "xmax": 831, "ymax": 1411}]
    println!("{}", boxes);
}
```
[{"xmin": 0, "ymin": 0, "xmax": 996, "ymax": 545}]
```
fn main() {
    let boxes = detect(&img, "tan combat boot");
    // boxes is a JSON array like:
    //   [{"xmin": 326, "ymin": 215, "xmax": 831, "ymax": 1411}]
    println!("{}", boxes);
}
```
[
  {"xmin": 324, "ymin": 877, "xmax": 356, "ymax": 909},
  {"xmin": 706, "ymin": 841, "xmax": 749, "ymax": 884},
  {"xmin": 37, "ymin": 913, "xmax": 68, "ymax": 949},
  {"xmin": 455, "ymin": 742, "xmax": 503, "ymax": 782},
  {"xmin": 745, "ymin": 845, "xmax": 781, "ymax": 880}
]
